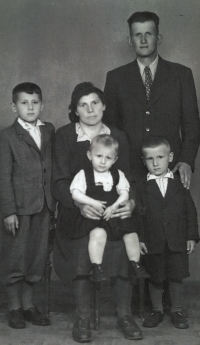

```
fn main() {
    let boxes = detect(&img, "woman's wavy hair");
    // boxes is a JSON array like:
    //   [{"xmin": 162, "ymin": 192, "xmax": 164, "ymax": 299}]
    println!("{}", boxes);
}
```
[{"xmin": 68, "ymin": 82, "xmax": 105, "ymax": 123}]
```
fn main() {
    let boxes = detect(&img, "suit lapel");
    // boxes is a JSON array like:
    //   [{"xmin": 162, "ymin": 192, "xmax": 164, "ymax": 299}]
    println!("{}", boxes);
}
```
[
  {"xmin": 144, "ymin": 179, "xmax": 164, "ymax": 201},
  {"xmin": 164, "ymin": 178, "xmax": 181, "ymax": 202},
  {"xmin": 127, "ymin": 60, "xmax": 147, "ymax": 105},
  {"xmin": 147, "ymin": 57, "xmax": 172, "ymax": 108},
  {"xmin": 40, "ymin": 125, "xmax": 49, "ymax": 153},
  {"xmin": 14, "ymin": 119, "xmax": 40, "ymax": 152}
]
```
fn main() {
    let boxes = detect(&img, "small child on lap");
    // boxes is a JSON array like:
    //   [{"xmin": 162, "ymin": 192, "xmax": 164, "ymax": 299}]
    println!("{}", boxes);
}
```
[
  {"xmin": 70, "ymin": 134, "xmax": 148, "ymax": 282},
  {"xmin": 138, "ymin": 135, "xmax": 199, "ymax": 329}
]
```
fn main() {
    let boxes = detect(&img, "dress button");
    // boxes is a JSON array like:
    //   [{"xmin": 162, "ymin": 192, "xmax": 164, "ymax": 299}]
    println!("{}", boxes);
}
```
[
  {"xmin": 146, "ymin": 128, "xmax": 150, "ymax": 132},
  {"xmin": 146, "ymin": 111, "xmax": 150, "ymax": 115}
]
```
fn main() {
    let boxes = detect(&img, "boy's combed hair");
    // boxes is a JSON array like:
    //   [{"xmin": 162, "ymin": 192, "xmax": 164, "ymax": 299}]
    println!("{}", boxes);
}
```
[
  {"xmin": 89, "ymin": 134, "xmax": 119, "ymax": 156},
  {"xmin": 12, "ymin": 82, "xmax": 43, "ymax": 103},
  {"xmin": 142, "ymin": 135, "xmax": 171, "ymax": 153},
  {"xmin": 69, "ymin": 82, "xmax": 105, "ymax": 123},
  {"xmin": 127, "ymin": 11, "xmax": 159, "ymax": 35}
]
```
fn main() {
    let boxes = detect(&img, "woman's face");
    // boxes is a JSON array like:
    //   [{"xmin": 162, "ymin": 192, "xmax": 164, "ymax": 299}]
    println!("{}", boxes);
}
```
[{"xmin": 76, "ymin": 93, "xmax": 105, "ymax": 127}]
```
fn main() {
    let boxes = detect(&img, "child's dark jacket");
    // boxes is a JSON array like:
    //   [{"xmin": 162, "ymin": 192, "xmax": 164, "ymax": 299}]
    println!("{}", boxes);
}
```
[
  {"xmin": 137, "ymin": 175, "xmax": 199, "ymax": 254},
  {"xmin": 0, "ymin": 119, "xmax": 56, "ymax": 218}
]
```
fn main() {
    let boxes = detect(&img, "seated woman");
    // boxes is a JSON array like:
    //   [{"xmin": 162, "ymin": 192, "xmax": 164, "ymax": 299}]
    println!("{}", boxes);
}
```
[{"xmin": 51, "ymin": 82, "xmax": 143, "ymax": 343}]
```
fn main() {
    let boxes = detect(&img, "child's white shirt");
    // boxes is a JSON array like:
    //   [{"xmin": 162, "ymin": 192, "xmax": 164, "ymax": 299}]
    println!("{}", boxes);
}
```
[{"xmin": 70, "ymin": 169, "xmax": 130, "ymax": 194}]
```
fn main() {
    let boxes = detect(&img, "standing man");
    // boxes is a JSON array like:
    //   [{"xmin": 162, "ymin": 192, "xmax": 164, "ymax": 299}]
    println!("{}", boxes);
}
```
[{"xmin": 104, "ymin": 11, "xmax": 200, "ymax": 189}]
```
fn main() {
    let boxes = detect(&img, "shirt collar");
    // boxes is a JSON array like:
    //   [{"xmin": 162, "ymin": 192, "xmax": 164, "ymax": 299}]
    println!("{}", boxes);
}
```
[
  {"xmin": 18, "ymin": 117, "xmax": 45, "ymax": 131},
  {"xmin": 75, "ymin": 122, "xmax": 111, "ymax": 142},
  {"xmin": 137, "ymin": 55, "xmax": 159, "ymax": 80},
  {"xmin": 147, "ymin": 169, "xmax": 174, "ymax": 181}
]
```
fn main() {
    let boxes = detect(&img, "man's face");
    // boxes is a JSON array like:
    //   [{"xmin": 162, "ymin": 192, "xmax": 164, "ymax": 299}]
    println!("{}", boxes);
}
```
[{"xmin": 129, "ymin": 20, "xmax": 162, "ymax": 60}]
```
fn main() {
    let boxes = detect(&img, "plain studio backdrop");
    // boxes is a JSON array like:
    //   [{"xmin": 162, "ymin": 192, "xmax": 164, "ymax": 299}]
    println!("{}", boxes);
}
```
[{"xmin": 0, "ymin": 0, "xmax": 199, "ymax": 279}]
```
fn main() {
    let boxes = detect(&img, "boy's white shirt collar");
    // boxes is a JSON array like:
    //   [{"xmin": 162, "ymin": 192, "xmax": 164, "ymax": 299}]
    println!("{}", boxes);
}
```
[
  {"xmin": 137, "ymin": 55, "xmax": 159, "ymax": 82},
  {"xmin": 147, "ymin": 169, "xmax": 174, "ymax": 181},
  {"xmin": 75, "ymin": 122, "xmax": 111, "ymax": 142},
  {"xmin": 17, "ymin": 117, "xmax": 45, "ymax": 130}
]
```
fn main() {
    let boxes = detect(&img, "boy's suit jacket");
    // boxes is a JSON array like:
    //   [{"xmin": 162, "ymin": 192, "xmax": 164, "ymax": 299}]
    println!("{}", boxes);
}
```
[
  {"xmin": 104, "ymin": 57, "xmax": 200, "ymax": 177},
  {"xmin": 0, "ymin": 119, "xmax": 56, "ymax": 219},
  {"xmin": 137, "ymin": 175, "xmax": 199, "ymax": 254}
]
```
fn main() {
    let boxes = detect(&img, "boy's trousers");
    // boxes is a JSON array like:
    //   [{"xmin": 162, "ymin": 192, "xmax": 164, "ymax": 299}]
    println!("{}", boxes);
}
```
[{"xmin": 0, "ymin": 201, "xmax": 51, "ymax": 286}]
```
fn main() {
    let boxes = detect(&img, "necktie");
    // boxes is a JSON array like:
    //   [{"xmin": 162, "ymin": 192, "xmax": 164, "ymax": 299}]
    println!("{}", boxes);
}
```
[{"xmin": 144, "ymin": 66, "xmax": 153, "ymax": 100}]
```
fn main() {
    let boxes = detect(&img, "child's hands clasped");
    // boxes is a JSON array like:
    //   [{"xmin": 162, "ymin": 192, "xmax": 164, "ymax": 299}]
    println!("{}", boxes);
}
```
[
  {"xmin": 103, "ymin": 205, "xmax": 115, "ymax": 221},
  {"xmin": 3, "ymin": 214, "xmax": 19, "ymax": 236},
  {"xmin": 92, "ymin": 200, "xmax": 107, "ymax": 214}
]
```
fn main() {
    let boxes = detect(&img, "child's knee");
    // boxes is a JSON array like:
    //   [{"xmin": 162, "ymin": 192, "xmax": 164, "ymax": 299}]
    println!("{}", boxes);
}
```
[{"xmin": 90, "ymin": 228, "xmax": 107, "ymax": 242}]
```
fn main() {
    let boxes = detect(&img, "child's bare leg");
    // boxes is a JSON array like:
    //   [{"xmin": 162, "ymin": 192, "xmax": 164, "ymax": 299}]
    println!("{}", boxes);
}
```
[
  {"xmin": 123, "ymin": 233, "xmax": 149, "ymax": 279},
  {"xmin": 88, "ymin": 227, "xmax": 107, "ymax": 264},
  {"xmin": 123, "ymin": 233, "xmax": 140, "ymax": 262},
  {"xmin": 88, "ymin": 227, "xmax": 107, "ymax": 282}
]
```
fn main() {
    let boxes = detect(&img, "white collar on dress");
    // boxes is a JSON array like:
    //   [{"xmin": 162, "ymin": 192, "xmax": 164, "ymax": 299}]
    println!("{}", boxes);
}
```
[{"xmin": 75, "ymin": 122, "xmax": 111, "ymax": 142}]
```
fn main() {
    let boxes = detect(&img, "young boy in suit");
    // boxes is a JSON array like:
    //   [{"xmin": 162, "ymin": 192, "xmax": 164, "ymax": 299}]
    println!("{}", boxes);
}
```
[
  {"xmin": 0, "ymin": 82, "xmax": 55, "ymax": 328},
  {"xmin": 138, "ymin": 135, "xmax": 199, "ymax": 329}
]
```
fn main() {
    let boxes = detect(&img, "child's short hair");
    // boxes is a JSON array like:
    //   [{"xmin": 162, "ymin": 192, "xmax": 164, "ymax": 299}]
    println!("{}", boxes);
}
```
[
  {"xmin": 127, "ymin": 11, "xmax": 160, "ymax": 35},
  {"xmin": 89, "ymin": 134, "xmax": 119, "ymax": 156},
  {"xmin": 69, "ymin": 82, "xmax": 105, "ymax": 123},
  {"xmin": 142, "ymin": 135, "xmax": 171, "ymax": 154},
  {"xmin": 12, "ymin": 82, "xmax": 43, "ymax": 103}
]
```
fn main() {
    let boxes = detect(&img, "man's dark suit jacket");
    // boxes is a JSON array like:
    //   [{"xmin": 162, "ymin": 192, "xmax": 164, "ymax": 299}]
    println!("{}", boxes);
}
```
[
  {"xmin": 0, "ymin": 119, "xmax": 56, "ymax": 219},
  {"xmin": 104, "ymin": 57, "xmax": 200, "ymax": 178},
  {"xmin": 137, "ymin": 175, "xmax": 199, "ymax": 254}
]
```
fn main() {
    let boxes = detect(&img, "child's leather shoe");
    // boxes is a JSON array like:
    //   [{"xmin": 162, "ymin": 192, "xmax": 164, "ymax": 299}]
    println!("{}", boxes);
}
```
[
  {"xmin": 171, "ymin": 311, "xmax": 189, "ymax": 329},
  {"xmin": 23, "ymin": 306, "xmax": 50, "ymax": 326},
  {"xmin": 89, "ymin": 264, "xmax": 107, "ymax": 282},
  {"xmin": 8, "ymin": 308, "xmax": 26, "ymax": 329},
  {"xmin": 143, "ymin": 311, "xmax": 164, "ymax": 327},
  {"xmin": 129, "ymin": 261, "xmax": 150, "ymax": 279}
]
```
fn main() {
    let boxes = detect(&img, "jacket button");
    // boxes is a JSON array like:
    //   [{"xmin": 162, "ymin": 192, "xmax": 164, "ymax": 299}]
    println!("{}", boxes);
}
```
[
  {"xmin": 146, "ymin": 111, "xmax": 150, "ymax": 115},
  {"xmin": 146, "ymin": 128, "xmax": 150, "ymax": 132}
]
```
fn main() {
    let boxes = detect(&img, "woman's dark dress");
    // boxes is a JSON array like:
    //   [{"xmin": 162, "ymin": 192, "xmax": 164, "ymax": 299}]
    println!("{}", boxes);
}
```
[{"xmin": 52, "ymin": 123, "xmax": 136, "ymax": 283}]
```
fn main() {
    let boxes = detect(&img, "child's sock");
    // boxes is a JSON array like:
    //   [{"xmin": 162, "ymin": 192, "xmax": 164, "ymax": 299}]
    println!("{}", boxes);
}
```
[
  {"xmin": 21, "ymin": 282, "xmax": 34, "ymax": 310},
  {"xmin": 7, "ymin": 283, "xmax": 21, "ymax": 311},
  {"xmin": 89, "ymin": 263, "xmax": 107, "ymax": 282},
  {"xmin": 169, "ymin": 280, "xmax": 183, "ymax": 314},
  {"xmin": 149, "ymin": 281, "xmax": 163, "ymax": 313},
  {"xmin": 129, "ymin": 260, "xmax": 150, "ymax": 279}
]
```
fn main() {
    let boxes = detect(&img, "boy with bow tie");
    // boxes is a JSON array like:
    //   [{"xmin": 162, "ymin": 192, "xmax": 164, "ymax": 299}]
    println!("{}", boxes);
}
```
[
  {"xmin": 0, "ymin": 82, "xmax": 55, "ymax": 328},
  {"xmin": 138, "ymin": 135, "xmax": 199, "ymax": 329}
]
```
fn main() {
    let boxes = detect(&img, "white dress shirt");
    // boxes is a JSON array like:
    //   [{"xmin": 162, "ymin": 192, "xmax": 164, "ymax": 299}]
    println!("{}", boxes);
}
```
[{"xmin": 147, "ymin": 169, "xmax": 174, "ymax": 197}]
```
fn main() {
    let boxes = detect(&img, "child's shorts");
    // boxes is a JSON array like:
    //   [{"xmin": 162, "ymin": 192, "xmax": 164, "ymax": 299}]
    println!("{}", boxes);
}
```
[{"xmin": 144, "ymin": 244, "xmax": 189, "ymax": 284}]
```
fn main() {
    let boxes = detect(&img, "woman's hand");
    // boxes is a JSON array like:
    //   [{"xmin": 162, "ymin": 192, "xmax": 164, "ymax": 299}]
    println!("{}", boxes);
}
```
[
  {"xmin": 110, "ymin": 199, "xmax": 136, "ymax": 219},
  {"xmin": 75, "ymin": 201, "xmax": 103, "ymax": 220}
]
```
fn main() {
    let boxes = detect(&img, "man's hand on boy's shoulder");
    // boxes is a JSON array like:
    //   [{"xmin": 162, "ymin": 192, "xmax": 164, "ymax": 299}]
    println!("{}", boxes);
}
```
[
  {"xmin": 3, "ymin": 214, "xmax": 19, "ymax": 236},
  {"xmin": 172, "ymin": 162, "xmax": 192, "ymax": 189},
  {"xmin": 187, "ymin": 240, "xmax": 196, "ymax": 254}
]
